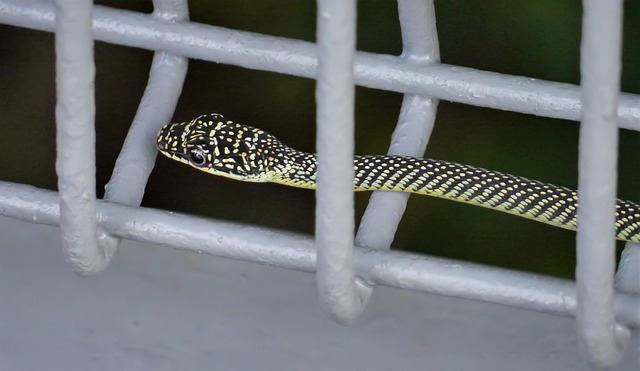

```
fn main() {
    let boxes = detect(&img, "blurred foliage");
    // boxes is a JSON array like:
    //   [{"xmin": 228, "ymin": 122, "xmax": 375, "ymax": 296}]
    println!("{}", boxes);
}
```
[{"xmin": 0, "ymin": 0, "xmax": 638, "ymax": 278}]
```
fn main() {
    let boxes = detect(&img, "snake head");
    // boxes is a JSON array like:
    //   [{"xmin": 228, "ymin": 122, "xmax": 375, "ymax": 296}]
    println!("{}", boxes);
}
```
[{"xmin": 156, "ymin": 113, "xmax": 275, "ymax": 182}]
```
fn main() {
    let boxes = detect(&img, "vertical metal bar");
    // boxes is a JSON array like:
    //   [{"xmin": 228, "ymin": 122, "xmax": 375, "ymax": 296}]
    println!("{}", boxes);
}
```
[
  {"xmin": 315, "ymin": 0, "xmax": 365, "ymax": 324},
  {"xmin": 54, "ymin": 0, "xmax": 105, "ymax": 275},
  {"xmin": 356, "ymin": 1, "xmax": 439, "ymax": 250},
  {"xmin": 104, "ymin": 49, "xmax": 188, "ymax": 206},
  {"xmin": 99, "ymin": 0, "xmax": 189, "ymax": 255},
  {"xmin": 104, "ymin": 0, "xmax": 188, "ymax": 205},
  {"xmin": 355, "ymin": 0, "xmax": 440, "ymax": 293},
  {"xmin": 615, "ymin": 244, "xmax": 640, "ymax": 295},
  {"xmin": 577, "ymin": 0, "xmax": 630, "ymax": 367}
]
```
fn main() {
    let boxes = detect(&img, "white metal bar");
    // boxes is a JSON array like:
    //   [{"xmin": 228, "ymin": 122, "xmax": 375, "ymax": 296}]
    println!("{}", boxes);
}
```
[
  {"xmin": 353, "ymin": 0, "xmax": 440, "ymax": 302},
  {"xmin": 615, "ymin": 244, "xmax": 640, "ymax": 295},
  {"xmin": 356, "ymin": 1, "xmax": 440, "ymax": 250},
  {"xmin": 315, "ymin": 0, "xmax": 364, "ymax": 324},
  {"xmin": 1, "ymin": 0, "xmax": 639, "ymax": 131},
  {"xmin": 577, "ymin": 0, "xmax": 630, "ymax": 367},
  {"xmin": 104, "ymin": 0, "xmax": 188, "ymax": 205},
  {"xmin": 0, "ymin": 181, "xmax": 638, "ymax": 329},
  {"xmin": 54, "ymin": 0, "xmax": 105, "ymax": 275},
  {"xmin": 99, "ymin": 0, "xmax": 189, "ymax": 255}
]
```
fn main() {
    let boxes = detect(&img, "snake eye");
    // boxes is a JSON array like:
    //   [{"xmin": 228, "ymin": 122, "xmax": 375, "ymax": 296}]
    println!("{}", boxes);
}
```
[{"xmin": 188, "ymin": 148, "xmax": 207, "ymax": 167}]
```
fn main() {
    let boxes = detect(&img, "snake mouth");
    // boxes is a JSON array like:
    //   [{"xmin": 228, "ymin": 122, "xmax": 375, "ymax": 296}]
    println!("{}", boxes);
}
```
[
  {"xmin": 156, "ymin": 136, "xmax": 181, "ymax": 159},
  {"xmin": 156, "ymin": 122, "xmax": 189, "ymax": 159}
]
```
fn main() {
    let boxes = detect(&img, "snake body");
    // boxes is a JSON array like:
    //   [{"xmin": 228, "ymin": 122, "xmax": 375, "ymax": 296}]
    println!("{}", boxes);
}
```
[{"xmin": 156, "ymin": 113, "xmax": 640, "ymax": 243}]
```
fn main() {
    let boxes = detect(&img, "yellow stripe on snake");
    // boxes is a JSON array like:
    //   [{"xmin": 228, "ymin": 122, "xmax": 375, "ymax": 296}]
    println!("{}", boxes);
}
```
[{"xmin": 156, "ymin": 113, "xmax": 640, "ymax": 243}]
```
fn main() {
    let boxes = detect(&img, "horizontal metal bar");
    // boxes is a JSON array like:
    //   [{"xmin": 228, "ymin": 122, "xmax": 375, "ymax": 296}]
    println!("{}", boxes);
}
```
[
  {"xmin": 0, "ymin": 180, "xmax": 638, "ymax": 328},
  {"xmin": 1, "ymin": 0, "xmax": 639, "ymax": 131}
]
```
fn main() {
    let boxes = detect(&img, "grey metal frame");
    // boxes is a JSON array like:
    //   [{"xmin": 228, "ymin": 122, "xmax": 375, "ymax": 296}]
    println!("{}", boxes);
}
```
[
  {"xmin": 576, "ymin": 1, "xmax": 631, "ymax": 367},
  {"xmin": 0, "ymin": 0, "xmax": 638, "ymax": 368}
]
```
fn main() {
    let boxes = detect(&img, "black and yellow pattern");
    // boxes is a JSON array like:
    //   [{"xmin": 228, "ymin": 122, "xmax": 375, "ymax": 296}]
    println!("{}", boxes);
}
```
[{"xmin": 156, "ymin": 113, "xmax": 640, "ymax": 243}]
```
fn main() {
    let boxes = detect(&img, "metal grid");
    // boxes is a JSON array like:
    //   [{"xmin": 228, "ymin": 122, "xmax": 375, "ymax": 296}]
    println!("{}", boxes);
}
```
[{"xmin": 0, "ymin": 0, "xmax": 638, "ymax": 368}]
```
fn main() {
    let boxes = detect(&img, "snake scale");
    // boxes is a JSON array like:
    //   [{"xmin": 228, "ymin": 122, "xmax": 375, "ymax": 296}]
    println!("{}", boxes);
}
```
[{"xmin": 156, "ymin": 113, "xmax": 640, "ymax": 243}]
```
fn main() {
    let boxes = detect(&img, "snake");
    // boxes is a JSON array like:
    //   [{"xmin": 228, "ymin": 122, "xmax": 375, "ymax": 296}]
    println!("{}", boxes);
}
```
[{"xmin": 156, "ymin": 113, "xmax": 640, "ymax": 243}]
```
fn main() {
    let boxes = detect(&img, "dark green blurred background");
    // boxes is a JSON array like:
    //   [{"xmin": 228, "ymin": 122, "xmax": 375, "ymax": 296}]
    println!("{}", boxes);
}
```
[{"xmin": 1, "ymin": 1, "xmax": 638, "ymax": 278}]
